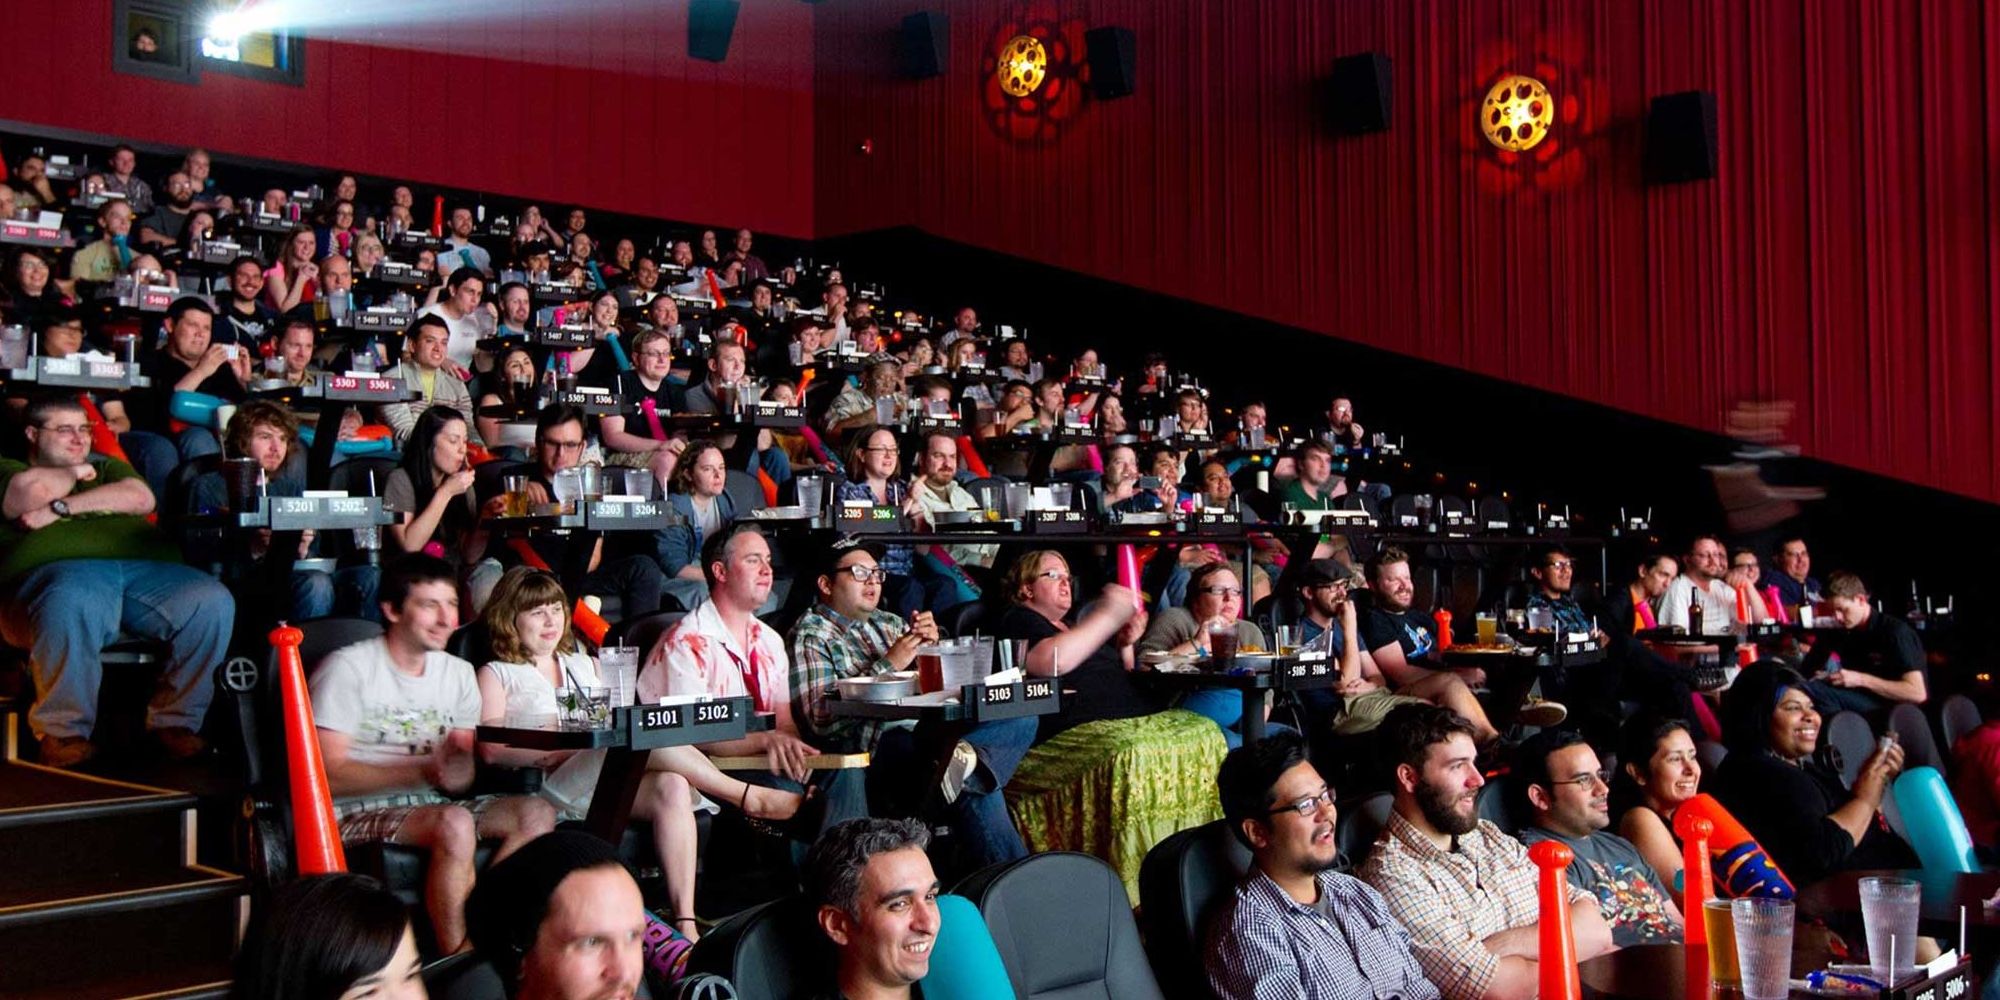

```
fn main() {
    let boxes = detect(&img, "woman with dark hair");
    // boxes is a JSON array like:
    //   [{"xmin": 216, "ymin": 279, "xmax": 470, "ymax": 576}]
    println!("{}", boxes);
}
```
[
  {"xmin": 554, "ymin": 288, "xmax": 626, "ymax": 390},
  {"xmin": 474, "ymin": 345, "xmax": 541, "ymax": 457},
  {"xmin": 1711, "ymin": 662, "xmax": 1917, "ymax": 887},
  {"xmin": 231, "ymin": 873, "xmax": 424, "ymax": 1000},
  {"xmin": 837, "ymin": 425, "xmax": 930, "ymax": 616},
  {"xmin": 384, "ymin": 407, "xmax": 482, "ymax": 571},
  {"xmin": 3, "ymin": 246, "xmax": 68, "ymax": 324},
  {"xmin": 1611, "ymin": 714, "xmax": 1705, "ymax": 905}
]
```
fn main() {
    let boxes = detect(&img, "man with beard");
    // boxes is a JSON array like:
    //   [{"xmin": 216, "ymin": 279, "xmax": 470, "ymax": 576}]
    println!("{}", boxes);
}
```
[
  {"xmin": 1359, "ymin": 706, "xmax": 1611, "ymax": 1000},
  {"xmin": 1206, "ymin": 731, "xmax": 1439, "ymax": 1000},
  {"xmin": 137, "ymin": 171, "xmax": 196, "ymax": 246},
  {"xmin": 1657, "ymin": 535, "xmax": 1736, "ymax": 636},
  {"xmin": 1517, "ymin": 729, "xmax": 1683, "ymax": 948},
  {"xmin": 216, "ymin": 256, "xmax": 281, "ymax": 347}
]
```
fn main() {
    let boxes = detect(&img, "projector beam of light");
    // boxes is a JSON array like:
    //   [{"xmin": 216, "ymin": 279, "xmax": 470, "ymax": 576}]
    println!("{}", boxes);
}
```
[{"xmin": 190, "ymin": 0, "xmax": 775, "ymax": 70}]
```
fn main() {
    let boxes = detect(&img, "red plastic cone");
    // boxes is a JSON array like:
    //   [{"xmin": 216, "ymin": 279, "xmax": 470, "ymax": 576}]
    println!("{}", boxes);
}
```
[
  {"xmin": 430, "ymin": 195, "xmax": 444, "ymax": 237},
  {"xmin": 1675, "ymin": 813, "xmax": 1714, "ymax": 944},
  {"xmin": 1529, "ymin": 839, "xmax": 1581, "ymax": 1000},
  {"xmin": 272, "ymin": 623, "xmax": 347, "ymax": 874}
]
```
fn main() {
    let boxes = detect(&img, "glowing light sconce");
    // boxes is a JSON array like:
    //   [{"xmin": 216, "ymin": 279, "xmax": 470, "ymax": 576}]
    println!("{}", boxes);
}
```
[
  {"xmin": 1481, "ymin": 74, "xmax": 1553, "ymax": 151},
  {"xmin": 997, "ymin": 34, "xmax": 1049, "ymax": 97}
]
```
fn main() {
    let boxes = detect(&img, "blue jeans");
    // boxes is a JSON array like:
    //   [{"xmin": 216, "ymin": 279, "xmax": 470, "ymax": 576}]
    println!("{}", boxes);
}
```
[
  {"xmin": 1802, "ymin": 679, "xmax": 1887, "ymax": 717},
  {"xmin": 874, "ymin": 716, "xmax": 1037, "ymax": 870},
  {"xmin": 0, "ymin": 559, "xmax": 234, "ymax": 740},
  {"xmin": 176, "ymin": 425, "xmax": 222, "ymax": 462},
  {"xmin": 1179, "ymin": 689, "xmax": 1295, "ymax": 750},
  {"xmin": 293, "ymin": 564, "xmax": 381, "ymax": 622},
  {"xmin": 117, "ymin": 431, "xmax": 179, "ymax": 500}
]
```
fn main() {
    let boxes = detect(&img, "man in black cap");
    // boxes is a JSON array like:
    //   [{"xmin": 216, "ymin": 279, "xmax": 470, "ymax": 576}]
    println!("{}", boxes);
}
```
[{"xmin": 468, "ymin": 830, "xmax": 647, "ymax": 1000}]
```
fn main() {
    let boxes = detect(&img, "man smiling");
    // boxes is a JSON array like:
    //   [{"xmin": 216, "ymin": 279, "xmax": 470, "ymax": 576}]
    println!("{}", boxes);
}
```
[
  {"xmin": 804, "ymin": 819, "xmax": 941, "ymax": 1000},
  {"xmin": 1207, "ymin": 731, "xmax": 1438, "ymax": 999}
]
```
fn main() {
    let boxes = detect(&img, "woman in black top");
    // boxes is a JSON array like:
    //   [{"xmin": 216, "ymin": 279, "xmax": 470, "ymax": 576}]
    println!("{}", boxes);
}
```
[
  {"xmin": 1712, "ymin": 663, "xmax": 1916, "ymax": 888},
  {"xmin": 993, "ymin": 549, "xmax": 1161, "ymax": 741}
]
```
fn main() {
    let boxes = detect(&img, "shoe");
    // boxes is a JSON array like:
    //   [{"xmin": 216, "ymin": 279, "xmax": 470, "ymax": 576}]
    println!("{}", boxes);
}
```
[
  {"xmin": 1517, "ymin": 699, "xmax": 1568, "ymax": 729},
  {"xmin": 153, "ymin": 727, "xmax": 208, "ymax": 759},
  {"xmin": 940, "ymin": 741, "xmax": 979, "ymax": 805},
  {"xmin": 38, "ymin": 735, "xmax": 95, "ymax": 768}
]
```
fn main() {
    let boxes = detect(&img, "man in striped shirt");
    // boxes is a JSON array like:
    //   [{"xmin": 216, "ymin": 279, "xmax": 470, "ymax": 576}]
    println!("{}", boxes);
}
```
[{"xmin": 1206, "ymin": 731, "xmax": 1439, "ymax": 1000}]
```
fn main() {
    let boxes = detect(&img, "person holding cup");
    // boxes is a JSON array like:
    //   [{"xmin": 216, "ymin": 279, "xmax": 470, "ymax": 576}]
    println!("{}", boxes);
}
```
[
  {"xmin": 1712, "ymin": 663, "xmax": 1918, "ymax": 887},
  {"xmin": 1138, "ymin": 562, "xmax": 1268, "ymax": 749},
  {"xmin": 600, "ymin": 327, "xmax": 689, "ymax": 487}
]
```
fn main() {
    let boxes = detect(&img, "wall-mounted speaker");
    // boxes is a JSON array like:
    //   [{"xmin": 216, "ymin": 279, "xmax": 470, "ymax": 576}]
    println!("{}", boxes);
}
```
[
  {"xmin": 1645, "ymin": 90, "xmax": 1719, "ymax": 183},
  {"xmin": 1327, "ymin": 52, "xmax": 1392, "ymax": 135},
  {"xmin": 1085, "ymin": 26, "xmax": 1136, "ymax": 99},
  {"xmin": 688, "ymin": 0, "xmax": 739, "ymax": 63},
  {"xmin": 899, "ymin": 11, "xmax": 948, "ymax": 80}
]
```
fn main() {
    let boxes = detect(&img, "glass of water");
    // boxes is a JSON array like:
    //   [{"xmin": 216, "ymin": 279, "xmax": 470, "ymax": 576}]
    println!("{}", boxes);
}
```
[
  {"xmin": 1731, "ymin": 897, "xmax": 1795, "ymax": 1000},
  {"xmin": 1859, "ymin": 876, "xmax": 1920, "ymax": 987}
]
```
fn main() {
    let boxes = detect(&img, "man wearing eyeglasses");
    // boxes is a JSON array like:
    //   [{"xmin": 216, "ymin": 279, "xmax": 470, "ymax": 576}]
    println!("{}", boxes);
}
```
[
  {"xmin": 1207, "ymin": 730, "xmax": 1439, "ymax": 1000},
  {"xmin": 0, "ymin": 394, "xmax": 234, "ymax": 767},
  {"xmin": 1517, "ymin": 729, "xmax": 1683, "ymax": 947},
  {"xmin": 482, "ymin": 404, "xmax": 663, "ymax": 620},
  {"xmin": 1532, "ymin": 544, "xmax": 1692, "ymax": 743},
  {"xmin": 1360, "ymin": 706, "xmax": 1612, "ymax": 1000},
  {"xmin": 788, "ymin": 540, "xmax": 1036, "ymax": 869}
]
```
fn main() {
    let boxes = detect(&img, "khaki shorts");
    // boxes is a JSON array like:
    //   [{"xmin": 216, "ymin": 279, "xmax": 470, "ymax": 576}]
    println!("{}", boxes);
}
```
[{"xmin": 1330, "ymin": 687, "xmax": 1428, "ymax": 735}]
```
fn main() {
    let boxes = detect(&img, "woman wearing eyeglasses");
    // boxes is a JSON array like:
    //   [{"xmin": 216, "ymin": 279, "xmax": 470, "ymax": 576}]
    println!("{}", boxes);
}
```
[
  {"xmin": 836, "ymin": 425, "xmax": 932, "ymax": 617},
  {"xmin": 1138, "ymin": 562, "xmax": 1266, "ymax": 748},
  {"xmin": 996, "ymin": 547, "xmax": 1230, "ymax": 893}
]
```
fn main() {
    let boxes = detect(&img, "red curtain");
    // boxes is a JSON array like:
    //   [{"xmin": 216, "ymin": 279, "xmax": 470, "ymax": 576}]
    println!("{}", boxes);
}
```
[{"xmin": 814, "ymin": 0, "xmax": 2000, "ymax": 503}]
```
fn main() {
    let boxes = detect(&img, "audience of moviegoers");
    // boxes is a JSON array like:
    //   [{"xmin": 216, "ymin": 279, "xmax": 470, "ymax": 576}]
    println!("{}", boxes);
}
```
[{"xmin": 1, "ymin": 138, "xmax": 1979, "ymax": 999}]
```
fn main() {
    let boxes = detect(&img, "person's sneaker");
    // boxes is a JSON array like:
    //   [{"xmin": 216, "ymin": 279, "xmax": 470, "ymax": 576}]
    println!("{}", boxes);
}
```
[
  {"xmin": 940, "ymin": 741, "xmax": 979, "ymax": 805},
  {"xmin": 153, "ymin": 727, "xmax": 208, "ymax": 760},
  {"xmin": 1517, "ymin": 699, "xmax": 1568, "ymax": 729},
  {"xmin": 38, "ymin": 735, "xmax": 95, "ymax": 768}
]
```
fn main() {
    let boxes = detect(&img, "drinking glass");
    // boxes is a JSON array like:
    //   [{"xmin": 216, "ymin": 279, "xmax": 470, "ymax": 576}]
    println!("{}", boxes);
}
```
[
  {"xmin": 1859, "ymin": 876, "xmax": 1920, "ymax": 987},
  {"xmin": 1731, "ymin": 897, "xmax": 1795, "ymax": 1000},
  {"xmin": 625, "ymin": 468, "xmax": 655, "ymax": 501},
  {"xmin": 597, "ymin": 647, "xmax": 641, "ymax": 708},
  {"xmin": 560, "ymin": 685, "xmax": 613, "ymax": 729},
  {"xmin": 502, "ymin": 473, "xmax": 530, "ymax": 517},
  {"xmin": 1702, "ymin": 898, "xmax": 1740, "ymax": 987},
  {"xmin": 1475, "ymin": 613, "xmax": 1499, "ymax": 646},
  {"xmin": 1207, "ymin": 623, "xmax": 1239, "ymax": 670},
  {"xmin": 551, "ymin": 468, "xmax": 582, "ymax": 513}
]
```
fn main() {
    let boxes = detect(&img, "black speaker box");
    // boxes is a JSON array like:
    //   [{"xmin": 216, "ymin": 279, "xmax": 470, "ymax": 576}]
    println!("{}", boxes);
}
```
[
  {"xmin": 688, "ymin": 0, "xmax": 739, "ymax": 63},
  {"xmin": 900, "ymin": 11, "xmax": 948, "ymax": 80},
  {"xmin": 1085, "ymin": 26, "xmax": 1137, "ymax": 99},
  {"xmin": 1645, "ymin": 90, "xmax": 1719, "ymax": 183},
  {"xmin": 1327, "ymin": 52, "xmax": 1392, "ymax": 134}
]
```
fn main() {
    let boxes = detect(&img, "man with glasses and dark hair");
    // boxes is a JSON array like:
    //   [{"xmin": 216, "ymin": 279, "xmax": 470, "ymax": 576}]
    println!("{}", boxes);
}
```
[
  {"xmin": 0, "ymin": 394, "xmax": 233, "ymax": 767},
  {"xmin": 1517, "ymin": 728, "xmax": 1683, "ymax": 947},
  {"xmin": 789, "ymin": 540, "xmax": 1035, "ymax": 868},
  {"xmin": 1207, "ymin": 730, "xmax": 1439, "ymax": 1000},
  {"xmin": 1359, "ymin": 706, "xmax": 1612, "ymax": 1000},
  {"xmin": 483, "ymin": 404, "xmax": 663, "ymax": 620}
]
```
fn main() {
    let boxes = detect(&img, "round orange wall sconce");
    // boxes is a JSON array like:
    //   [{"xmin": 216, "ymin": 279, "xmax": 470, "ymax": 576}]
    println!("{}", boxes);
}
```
[
  {"xmin": 1481, "ymin": 74, "xmax": 1553, "ymax": 151},
  {"xmin": 997, "ymin": 34, "xmax": 1049, "ymax": 97}
]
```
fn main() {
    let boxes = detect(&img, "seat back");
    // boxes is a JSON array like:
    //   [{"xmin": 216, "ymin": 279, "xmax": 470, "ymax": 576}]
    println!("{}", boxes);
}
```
[
  {"xmin": 1336, "ymin": 791, "xmax": 1394, "ymax": 868},
  {"xmin": 1886, "ymin": 702, "xmax": 1944, "ymax": 773},
  {"xmin": 723, "ymin": 469, "xmax": 765, "ymax": 514},
  {"xmin": 1940, "ymin": 694, "xmax": 1982, "ymax": 751},
  {"xmin": 1476, "ymin": 773, "xmax": 1523, "ymax": 835},
  {"xmin": 449, "ymin": 621, "xmax": 495, "ymax": 668},
  {"xmin": 938, "ymin": 600, "xmax": 994, "ymax": 640},
  {"xmin": 1137, "ymin": 820, "xmax": 1251, "ymax": 996},
  {"xmin": 298, "ymin": 617, "xmax": 387, "ymax": 674},
  {"xmin": 1696, "ymin": 740, "xmax": 1729, "ymax": 785},
  {"xmin": 955, "ymin": 852, "xmax": 1165, "ymax": 1000},
  {"xmin": 1822, "ymin": 710, "xmax": 1874, "ymax": 789},
  {"xmin": 684, "ymin": 895, "xmax": 836, "ymax": 999},
  {"xmin": 612, "ymin": 610, "xmax": 689, "ymax": 659}
]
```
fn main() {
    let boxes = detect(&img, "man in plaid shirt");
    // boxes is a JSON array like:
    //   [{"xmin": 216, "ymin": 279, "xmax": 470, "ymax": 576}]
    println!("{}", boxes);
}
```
[
  {"xmin": 1359, "ymin": 705, "xmax": 1613, "ymax": 1000},
  {"xmin": 788, "ymin": 539, "xmax": 1036, "ymax": 869},
  {"xmin": 1206, "ymin": 730, "xmax": 1439, "ymax": 1000}
]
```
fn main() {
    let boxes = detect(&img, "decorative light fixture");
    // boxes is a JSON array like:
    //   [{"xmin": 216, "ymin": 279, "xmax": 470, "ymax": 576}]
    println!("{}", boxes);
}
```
[
  {"xmin": 996, "ymin": 34, "xmax": 1048, "ymax": 97},
  {"xmin": 1480, "ymin": 74, "xmax": 1553, "ymax": 151}
]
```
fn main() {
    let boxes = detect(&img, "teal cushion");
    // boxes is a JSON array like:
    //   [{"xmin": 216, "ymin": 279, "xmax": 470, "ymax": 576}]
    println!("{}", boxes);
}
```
[{"xmin": 918, "ymin": 894, "xmax": 1014, "ymax": 1000}]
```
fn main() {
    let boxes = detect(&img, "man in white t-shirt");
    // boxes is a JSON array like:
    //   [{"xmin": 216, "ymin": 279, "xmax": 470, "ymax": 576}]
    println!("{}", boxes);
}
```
[
  {"xmin": 417, "ymin": 267, "xmax": 495, "ymax": 373},
  {"xmin": 312, "ymin": 554, "xmax": 556, "ymax": 954}
]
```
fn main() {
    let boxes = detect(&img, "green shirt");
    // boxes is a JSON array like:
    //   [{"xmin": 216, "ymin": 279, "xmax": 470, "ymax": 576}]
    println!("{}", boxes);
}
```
[
  {"xmin": 1277, "ymin": 478, "xmax": 1339, "ymax": 510},
  {"xmin": 0, "ymin": 457, "xmax": 177, "ymax": 582}
]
